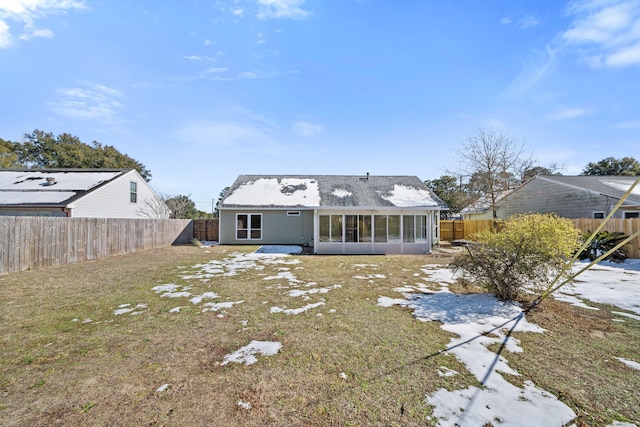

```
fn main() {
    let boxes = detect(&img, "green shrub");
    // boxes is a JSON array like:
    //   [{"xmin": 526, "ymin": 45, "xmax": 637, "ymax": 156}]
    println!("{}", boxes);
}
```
[
  {"xmin": 577, "ymin": 230, "xmax": 627, "ymax": 263},
  {"xmin": 449, "ymin": 213, "xmax": 582, "ymax": 301}
]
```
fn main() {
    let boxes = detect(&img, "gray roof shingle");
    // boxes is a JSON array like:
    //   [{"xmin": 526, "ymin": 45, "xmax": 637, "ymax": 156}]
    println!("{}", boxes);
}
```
[{"xmin": 221, "ymin": 175, "xmax": 448, "ymax": 209}]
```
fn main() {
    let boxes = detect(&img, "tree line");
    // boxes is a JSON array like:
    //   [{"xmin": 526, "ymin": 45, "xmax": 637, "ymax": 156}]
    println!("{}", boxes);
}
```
[{"xmin": 425, "ymin": 128, "xmax": 640, "ymax": 219}]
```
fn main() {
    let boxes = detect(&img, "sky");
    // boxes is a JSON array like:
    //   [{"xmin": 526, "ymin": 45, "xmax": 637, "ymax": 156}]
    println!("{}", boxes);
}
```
[
  {"xmin": 1, "ymin": 0, "xmax": 640, "ymax": 213},
  {"xmin": 104, "ymin": 245, "xmax": 640, "ymax": 425}
]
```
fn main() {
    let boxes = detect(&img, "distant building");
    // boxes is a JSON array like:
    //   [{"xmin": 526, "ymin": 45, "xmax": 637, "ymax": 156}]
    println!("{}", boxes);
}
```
[
  {"xmin": 492, "ymin": 175, "xmax": 640, "ymax": 219},
  {"xmin": 0, "ymin": 169, "xmax": 169, "ymax": 218}
]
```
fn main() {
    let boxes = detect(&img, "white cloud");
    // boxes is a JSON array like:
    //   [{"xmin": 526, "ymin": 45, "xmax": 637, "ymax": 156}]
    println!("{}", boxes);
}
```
[
  {"xmin": 517, "ymin": 15, "xmax": 540, "ymax": 29},
  {"xmin": 504, "ymin": 45, "xmax": 558, "ymax": 97},
  {"xmin": 0, "ymin": 0, "xmax": 86, "ymax": 48},
  {"xmin": 48, "ymin": 82, "xmax": 127, "ymax": 129},
  {"xmin": 547, "ymin": 106, "xmax": 591, "ymax": 120},
  {"xmin": 0, "ymin": 19, "xmax": 12, "ymax": 47},
  {"xmin": 19, "ymin": 26, "xmax": 52, "ymax": 40},
  {"xmin": 256, "ymin": 0, "xmax": 310, "ymax": 20},
  {"xmin": 501, "ymin": 16, "xmax": 512, "ymax": 25},
  {"xmin": 291, "ymin": 121, "xmax": 323, "ymax": 137},
  {"xmin": 562, "ymin": 0, "xmax": 640, "ymax": 67}
]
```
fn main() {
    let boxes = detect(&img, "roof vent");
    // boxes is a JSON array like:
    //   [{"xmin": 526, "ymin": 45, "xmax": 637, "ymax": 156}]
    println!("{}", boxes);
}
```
[
  {"xmin": 45, "ymin": 177, "xmax": 57, "ymax": 186},
  {"xmin": 360, "ymin": 172, "xmax": 370, "ymax": 181}
]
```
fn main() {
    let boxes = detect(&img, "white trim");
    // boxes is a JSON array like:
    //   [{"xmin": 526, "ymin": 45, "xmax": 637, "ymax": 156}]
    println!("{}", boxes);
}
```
[
  {"xmin": 623, "ymin": 210, "xmax": 639, "ymax": 219},
  {"xmin": 593, "ymin": 211, "xmax": 605, "ymax": 219},
  {"xmin": 236, "ymin": 213, "xmax": 263, "ymax": 240}
]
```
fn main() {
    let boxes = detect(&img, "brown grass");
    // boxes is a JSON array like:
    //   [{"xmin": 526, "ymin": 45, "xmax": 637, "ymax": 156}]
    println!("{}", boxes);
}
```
[{"xmin": 0, "ymin": 245, "xmax": 638, "ymax": 426}]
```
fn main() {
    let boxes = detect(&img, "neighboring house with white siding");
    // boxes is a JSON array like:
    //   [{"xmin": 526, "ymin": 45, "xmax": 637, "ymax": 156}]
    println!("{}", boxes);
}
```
[
  {"xmin": 218, "ymin": 174, "xmax": 447, "ymax": 254},
  {"xmin": 0, "ymin": 169, "xmax": 170, "ymax": 218},
  {"xmin": 494, "ymin": 175, "xmax": 640, "ymax": 219}
]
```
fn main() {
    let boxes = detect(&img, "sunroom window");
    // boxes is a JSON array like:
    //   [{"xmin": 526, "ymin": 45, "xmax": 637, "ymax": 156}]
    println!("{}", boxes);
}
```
[{"xmin": 319, "ymin": 215, "xmax": 343, "ymax": 242}]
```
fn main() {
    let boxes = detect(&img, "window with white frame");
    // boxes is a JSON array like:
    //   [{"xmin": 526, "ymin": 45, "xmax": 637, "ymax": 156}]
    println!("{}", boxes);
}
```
[
  {"xmin": 624, "ymin": 211, "xmax": 639, "ymax": 219},
  {"xmin": 319, "ymin": 215, "xmax": 343, "ymax": 242},
  {"xmin": 374, "ymin": 215, "xmax": 400, "ymax": 243},
  {"xmin": 130, "ymin": 181, "xmax": 138, "ymax": 203},
  {"xmin": 402, "ymin": 215, "xmax": 428, "ymax": 243},
  {"xmin": 593, "ymin": 212, "xmax": 605, "ymax": 219},
  {"xmin": 236, "ymin": 213, "xmax": 262, "ymax": 240}
]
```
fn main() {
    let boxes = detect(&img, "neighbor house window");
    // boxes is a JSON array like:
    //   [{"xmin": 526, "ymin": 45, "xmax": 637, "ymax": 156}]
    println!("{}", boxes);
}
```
[
  {"xmin": 237, "ymin": 214, "xmax": 262, "ymax": 240},
  {"xmin": 319, "ymin": 215, "xmax": 343, "ymax": 242},
  {"xmin": 593, "ymin": 212, "xmax": 605, "ymax": 219},
  {"xmin": 130, "ymin": 181, "xmax": 138, "ymax": 203},
  {"xmin": 287, "ymin": 211, "xmax": 301, "ymax": 216},
  {"xmin": 624, "ymin": 211, "xmax": 639, "ymax": 219}
]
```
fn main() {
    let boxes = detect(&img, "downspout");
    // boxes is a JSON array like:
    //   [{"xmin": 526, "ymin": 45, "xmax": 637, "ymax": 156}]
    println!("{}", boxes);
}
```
[{"xmin": 62, "ymin": 207, "xmax": 71, "ymax": 217}]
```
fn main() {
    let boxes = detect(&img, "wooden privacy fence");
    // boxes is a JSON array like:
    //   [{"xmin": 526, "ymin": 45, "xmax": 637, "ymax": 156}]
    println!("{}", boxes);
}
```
[
  {"xmin": 573, "ymin": 218, "xmax": 640, "ymax": 260},
  {"xmin": 440, "ymin": 218, "xmax": 640, "ymax": 259},
  {"xmin": 193, "ymin": 219, "xmax": 219, "ymax": 241},
  {"xmin": 0, "ymin": 217, "xmax": 193, "ymax": 274}
]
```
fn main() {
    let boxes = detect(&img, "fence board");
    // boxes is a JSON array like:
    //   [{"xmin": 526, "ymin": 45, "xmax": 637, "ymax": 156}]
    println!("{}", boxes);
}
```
[
  {"xmin": 193, "ymin": 219, "xmax": 219, "ymax": 242},
  {"xmin": 440, "ymin": 218, "xmax": 640, "ymax": 259},
  {"xmin": 0, "ymin": 217, "xmax": 193, "ymax": 275}
]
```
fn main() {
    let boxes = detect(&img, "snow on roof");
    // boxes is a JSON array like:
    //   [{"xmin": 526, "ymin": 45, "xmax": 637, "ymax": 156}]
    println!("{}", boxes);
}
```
[
  {"xmin": 379, "ymin": 184, "xmax": 438, "ymax": 207},
  {"xmin": 0, "ymin": 169, "xmax": 126, "ymax": 206},
  {"xmin": 537, "ymin": 175, "xmax": 640, "ymax": 205},
  {"xmin": 222, "ymin": 177, "xmax": 321, "ymax": 207},
  {"xmin": 332, "ymin": 189, "xmax": 352, "ymax": 198},
  {"xmin": 600, "ymin": 178, "xmax": 640, "ymax": 197},
  {"xmin": 222, "ymin": 175, "xmax": 448, "ymax": 209}
]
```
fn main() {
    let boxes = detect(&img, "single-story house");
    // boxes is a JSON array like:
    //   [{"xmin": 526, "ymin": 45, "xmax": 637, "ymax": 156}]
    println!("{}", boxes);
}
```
[
  {"xmin": 218, "ymin": 174, "xmax": 447, "ymax": 254},
  {"xmin": 494, "ymin": 175, "xmax": 640, "ymax": 219},
  {"xmin": 0, "ymin": 168, "xmax": 170, "ymax": 218},
  {"xmin": 460, "ymin": 190, "xmax": 513, "ymax": 220}
]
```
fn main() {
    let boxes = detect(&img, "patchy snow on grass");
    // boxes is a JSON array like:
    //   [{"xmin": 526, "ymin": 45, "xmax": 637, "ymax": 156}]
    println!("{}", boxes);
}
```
[
  {"xmin": 614, "ymin": 357, "xmax": 640, "ymax": 371},
  {"xmin": 287, "ymin": 285, "xmax": 341, "ymax": 298},
  {"xmin": 270, "ymin": 301, "xmax": 325, "ymax": 315},
  {"xmin": 189, "ymin": 292, "xmax": 220, "ymax": 304},
  {"xmin": 113, "ymin": 304, "xmax": 147, "ymax": 316},
  {"xmin": 202, "ymin": 301, "xmax": 244, "ymax": 312},
  {"xmin": 255, "ymin": 245, "xmax": 302, "ymax": 254},
  {"xmin": 556, "ymin": 261, "xmax": 640, "ymax": 315},
  {"xmin": 155, "ymin": 383, "xmax": 171, "ymax": 393},
  {"xmin": 237, "ymin": 400, "xmax": 252, "ymax": 410},
  {"xmin": 221, "ymin": 340, "xmax": 282, "ymax": 366},
  {"xmin": 375, "ymin": 258, "xmax": 640, "ymax": 426},
  {"xmin": 378, "ymin": 272, "xmax": 575, "ymax": 426}
]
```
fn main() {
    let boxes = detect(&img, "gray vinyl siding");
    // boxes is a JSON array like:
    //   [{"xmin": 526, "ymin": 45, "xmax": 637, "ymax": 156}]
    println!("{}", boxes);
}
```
[
  {"xmin": 497, "ymin": 179, "xmax": 628, "ymax": 219},
  {"xmin": 219, "ymin": 209, "xmax": 314, "ymax": 245}
]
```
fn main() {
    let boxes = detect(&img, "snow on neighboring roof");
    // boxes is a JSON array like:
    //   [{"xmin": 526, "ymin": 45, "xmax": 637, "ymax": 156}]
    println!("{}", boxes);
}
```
[
  {"xmin": 222, "ymin": 177, "xmax": 321, "ymax": 207},
  {"xmin": 221, "ymin": 175, "xmax": 448, "ymax": 209},
  {"xmin": 600, "ymin": 178, "xmax": 640, "ymax": 198},
  {"xmin": 0, "ymin": 169, "xmax": 126, "ymax": 206},
  {"xmin": 380, "ymin": 184, "xmax": 438, "ymax": 207},
  {"xmin": 0, "ymin": 170, "xmax": 122, "ymax": 191},
  {"xmin": 460, "ymin": 190, "xmax": 512, "ymax": 214},
  {"xmin": 537, "ymin": 175, "xmax": 640, "ymax": 205},
  {"xmin": 0, "ymin": 191, "xmax": 78, "ymax": 204}
]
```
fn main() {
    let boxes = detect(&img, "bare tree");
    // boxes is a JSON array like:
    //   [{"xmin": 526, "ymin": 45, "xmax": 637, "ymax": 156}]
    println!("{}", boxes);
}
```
[
  {"xmin": 457, "ymin": 128, "xmax": 528, "ymax": 221},
  {"xmin": 136, "ymin": 195, "xmax": 171, "ymax": 219}
]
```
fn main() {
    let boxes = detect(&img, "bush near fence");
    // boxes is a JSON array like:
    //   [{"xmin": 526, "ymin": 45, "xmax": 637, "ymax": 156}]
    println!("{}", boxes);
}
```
[
  {"xmin": 0, "ymin": 217, "xmax": 193, "ymax": 274},
  {"xmin": 440, "ymin": 218, "xmax": 640, "ymax": 259}
]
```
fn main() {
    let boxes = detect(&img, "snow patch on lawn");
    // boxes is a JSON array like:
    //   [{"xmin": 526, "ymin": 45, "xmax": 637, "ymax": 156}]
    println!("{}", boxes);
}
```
[{"xmin": 221, "ymin": 340, "xmax": 282, "ymax": 365}]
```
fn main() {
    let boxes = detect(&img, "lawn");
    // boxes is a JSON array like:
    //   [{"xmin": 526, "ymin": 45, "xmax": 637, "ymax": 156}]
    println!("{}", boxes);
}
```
[{"xmin": 0, "ymin": 244, "xmax": 638, "ymax": 426}]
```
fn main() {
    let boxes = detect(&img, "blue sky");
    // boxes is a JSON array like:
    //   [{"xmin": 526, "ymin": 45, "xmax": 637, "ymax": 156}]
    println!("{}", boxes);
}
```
[{"xmin": 1, "ymin": 0, "xmax": 639, "ymax": 213}]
